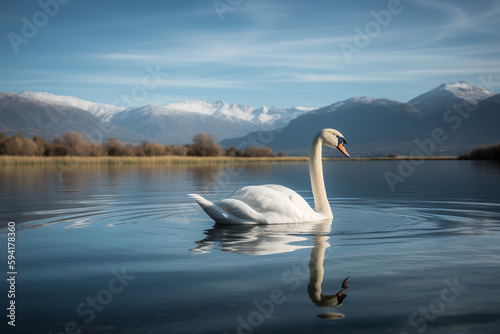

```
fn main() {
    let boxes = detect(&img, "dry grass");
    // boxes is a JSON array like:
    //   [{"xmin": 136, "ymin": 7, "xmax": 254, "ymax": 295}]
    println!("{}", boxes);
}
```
[
  {"xmin": 324, "ymin": 155, "xmax": 458, "ymax": 161},
  {"xmin": 0, "ymin": 155, "xmax": 458, "ymax": 166},
  {"xmin": 0, "ymin": 155, "xmax": 309, "ymax": 166}
]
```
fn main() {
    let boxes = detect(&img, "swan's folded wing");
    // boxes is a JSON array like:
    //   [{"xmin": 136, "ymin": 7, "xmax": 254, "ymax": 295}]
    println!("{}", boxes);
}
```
[
  {"xmin": 220, "ymin": 185, "xmax": 316, "ymax": 223},
  {"xmin": 218, "ymin": 198, "xmax": 303, "ymax": 224},
  {"xmin": 217, "ymin": 198, "xmax": 270, "ymax": 224},
  {"xmin": 260, "ymin": 184, "xmax": 314, "ymax": 212}
]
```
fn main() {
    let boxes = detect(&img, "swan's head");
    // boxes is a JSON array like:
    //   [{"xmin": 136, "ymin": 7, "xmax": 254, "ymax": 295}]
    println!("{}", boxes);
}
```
[{"xmin": 319, "ymin": 128, "xmax": 350, "ymax": 158}]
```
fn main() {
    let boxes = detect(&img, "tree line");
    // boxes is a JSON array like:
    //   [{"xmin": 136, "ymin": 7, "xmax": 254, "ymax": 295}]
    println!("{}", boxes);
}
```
[
  {"xmin": 458, "ymin": 143, "xmax": 500, "ymax": 161},
  {"xmin": 0, "ymin": 132, "xmax": 285, "ymax": 157}
]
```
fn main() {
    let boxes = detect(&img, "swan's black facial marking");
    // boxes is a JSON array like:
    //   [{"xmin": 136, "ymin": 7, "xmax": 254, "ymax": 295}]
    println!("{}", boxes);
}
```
[{"xmin": 338, "ymin": 136, "xmax": 347, "ymax": 145}]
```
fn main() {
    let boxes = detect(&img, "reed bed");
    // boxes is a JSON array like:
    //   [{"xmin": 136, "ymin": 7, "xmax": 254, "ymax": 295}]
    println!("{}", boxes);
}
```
[
  {"xmin": 327, "ymin": 155, "xmax": 458, "ymax": 161},
  {"xmin": 0, "ymin": 155, "xmax": 310, "ymax": 166},
  {"xmin": 0, "ymin": 155, "xmax": 457, "ymax": 166}
]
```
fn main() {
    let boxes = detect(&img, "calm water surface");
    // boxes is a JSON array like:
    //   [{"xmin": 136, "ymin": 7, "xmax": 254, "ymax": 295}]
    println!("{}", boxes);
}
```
[{"xmin": 1, "ymin": 160, "xmax": 500, "ymax": 334}]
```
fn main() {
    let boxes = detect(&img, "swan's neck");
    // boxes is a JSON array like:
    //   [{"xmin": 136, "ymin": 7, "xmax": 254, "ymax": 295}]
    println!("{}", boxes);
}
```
[{"xmin": 309, "ymin": 135, "xmax": 332, "ymax": 217}]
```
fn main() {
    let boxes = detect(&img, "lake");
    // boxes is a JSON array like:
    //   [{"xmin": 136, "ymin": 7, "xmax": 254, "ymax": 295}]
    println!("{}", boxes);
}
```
[{"xmin": 1, "ymin": 160, "xmax": 500, "ymax": 334}]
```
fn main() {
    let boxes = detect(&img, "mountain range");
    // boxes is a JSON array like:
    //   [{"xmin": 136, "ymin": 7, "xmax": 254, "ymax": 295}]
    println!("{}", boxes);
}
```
[
  {"xmin": 0, "ymin": 81, "xmax": 498, "ymax": 156},
  {"xmin": 221, "ymin": 82, "xmax": 499, "ymax": 156},
  {"xmin": 0, "ymin": 91, "xmax": 312, "ymax": 144}
]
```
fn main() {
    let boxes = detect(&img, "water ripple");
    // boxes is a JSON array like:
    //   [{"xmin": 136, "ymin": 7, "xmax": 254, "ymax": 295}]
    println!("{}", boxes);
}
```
[
  {"xmin": 19, "ymin": 197, "xmax": 196, "ymax": 231},
  {"xmin": 333, "ymin": 198, "xmax": 500, "ymax": 242}
]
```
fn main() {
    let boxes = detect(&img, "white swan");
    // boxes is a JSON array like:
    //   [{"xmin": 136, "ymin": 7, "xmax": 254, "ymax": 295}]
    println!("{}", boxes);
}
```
[{"xmin": 188, "ymin": 128, "xmax": 349, "ymax": 224}]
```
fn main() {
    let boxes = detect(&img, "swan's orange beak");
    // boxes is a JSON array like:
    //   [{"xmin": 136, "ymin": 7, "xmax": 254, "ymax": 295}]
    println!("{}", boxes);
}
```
[{"xmin": 337, "ymin": 142, "xmax": 350, "ymax": 158}]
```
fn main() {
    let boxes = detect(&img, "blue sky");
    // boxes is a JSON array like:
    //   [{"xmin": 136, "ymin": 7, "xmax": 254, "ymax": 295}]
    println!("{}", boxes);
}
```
[{"xmin": 1, "ymin": 0, "xmax": 499, "ymax": 108}]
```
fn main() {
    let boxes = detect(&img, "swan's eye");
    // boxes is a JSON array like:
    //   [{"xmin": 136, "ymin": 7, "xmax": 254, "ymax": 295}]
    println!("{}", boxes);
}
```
[{"xmin": 338, "ymin": 136, "xmax": 347, "ymax": 144}]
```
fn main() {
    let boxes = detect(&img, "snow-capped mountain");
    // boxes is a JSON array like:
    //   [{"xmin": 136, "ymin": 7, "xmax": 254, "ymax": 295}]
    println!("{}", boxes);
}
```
[
  {"xmin": 153, "ymin": 100, "xmax": 254, "ymax": 120},
  {"xmin": 18, "ymin": 91, "xmax": 124, "ymax": 120},
  {"xmin": 17, "ymin": 92, "xmax": 313, "ymax": 130},
  {"xmin": 314, "ymin": 96, "xmax": 422, "ymax": 116},
  {"xmin": 222, "ymin": 82, "xmax": 500, "ymax": 156},
  {"xmin": 117, "ymin": 100, "xmax": 313, "ymax": 129},
  {"xmin": 250, "ymin": 106, "xmax": 314, "ymax": 126},
  {"xmin": 0, "ymin": 92, "xmax": 142, "ymax": 143},
  {"xmin": 409, "ymin": 81, "xmax": 494, "ymax": 115},
  {"xmin": 221, "ymin": 96, "xmax": 424, "ymax": 154},
  {"xmin": 5, "ymin": 92, "xmax": 314, "ymax": 144},
  {"xmin": 441, "ymin": 81, "xmax": 494, "ymax": 102},
  {"xmin": 3, "ymin": 81, "xmax": 498, "ymax": 155}
]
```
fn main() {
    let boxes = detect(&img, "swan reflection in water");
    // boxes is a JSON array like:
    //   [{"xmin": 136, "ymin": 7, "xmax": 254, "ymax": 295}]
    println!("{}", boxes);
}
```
[
  {"xmin": 192, "ymin": 219, "xmax": 350, "ymax": 319},
  {"xmin": 308, "ymin": 233, "xmax": 350, "ymax": 319}
]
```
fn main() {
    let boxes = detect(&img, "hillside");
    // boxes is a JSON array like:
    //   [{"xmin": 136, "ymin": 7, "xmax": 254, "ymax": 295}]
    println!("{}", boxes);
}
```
[
  {"xmin": 1, "ymin": 82, "xmax": 498, "ymax": 156},
  {"xmin": 0, "ymin": 92, "xmax": 141, "ymax": 142},
  {"xmin": 221, "ymin": 84, "xmax": 499, "ymax": 157}
]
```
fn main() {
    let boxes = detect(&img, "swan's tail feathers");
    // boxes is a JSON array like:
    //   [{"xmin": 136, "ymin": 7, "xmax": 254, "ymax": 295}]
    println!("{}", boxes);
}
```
[
  {"xmin": 188, "ymin": 194, "xmax": 231, "ymax": 224},
  {"xmin": 188, "ymin": 193, "xmax": 212, "ymax": 207}
]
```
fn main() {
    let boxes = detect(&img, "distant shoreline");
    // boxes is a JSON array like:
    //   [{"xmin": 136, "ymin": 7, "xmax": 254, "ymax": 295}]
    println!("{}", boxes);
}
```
[{"xmin": 0, "ymin": 155, "xmax": 459, "ymax": 166}]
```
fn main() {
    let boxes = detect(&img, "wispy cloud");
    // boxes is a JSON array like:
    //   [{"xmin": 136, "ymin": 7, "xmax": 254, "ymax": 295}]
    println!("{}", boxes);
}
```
[
  {"xmin": 272, "ymin": 73, "xmax": 395, "ymax": 83},
  {"xmin": 95, "ymin": 32, "xmax": 352, "ymax": 71},
  {"xmin": 0, "ymin": 0, "xmax": 499, "ymax": 107},
  {"xmin": 415, "ymin": 0, "xmax": 500, "ymax": 42}
]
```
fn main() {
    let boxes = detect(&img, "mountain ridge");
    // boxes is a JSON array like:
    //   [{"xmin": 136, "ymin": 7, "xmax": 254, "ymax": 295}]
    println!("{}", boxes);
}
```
[
  {"xmin": 1, "ymin": 81, "xmax": 498, "ymax": 156},
  {"xmin": 0, "ymin": 92, "xmax": 142, "ymax": 143},
  {"xmin": 221, "ymin": 83, "xmax": 499, "ymax": 157},
  {"xmin": 1, "ymin": 91, "xmax": 313, "ymax": 144},
  {"xmin": 408, "ymin": 81, "xmax": 494, "ymax": 116},
  {"xmin": 16, "ymin": 91, "xmax": 313, "ymax": 128}
]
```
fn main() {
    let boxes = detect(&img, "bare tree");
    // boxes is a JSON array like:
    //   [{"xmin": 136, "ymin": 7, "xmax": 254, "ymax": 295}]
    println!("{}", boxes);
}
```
[
  {"xmin": 0, "ymin": 133, "xmax": 7, "ymax": 144},
  {"xmin": 190, "ymin": 133, "xmax": 223, "ymax": 156},
  {"xmin": 104, "ymin": 137, "xmax": 127, "ymax": 156},
  {"xmin": 0, "ymin": 134, "xmax": 38, "ymax": 156},
  {"xmin": 143, "ymin": 143, "xmax": 166, "ymax": 156},
  {"xmin": 33, "ymin": 135, "xmax": 49, "ymax": 156},
  {"xmin": 52, "ymin": 132, "xmax": 90, "ymax": 156},
  {"xmin": 225, "ymin": 146, "xmax": 241, "ymax": 157},
  {"xmin": 242, "ymin": 146, "xmax": 275, "ymax": 157},
  {"xmin": 46, "ymin": 143, "xmax": 69, "ymax": 156},
  {"xmin": 88, "ymin": 143, "xmax": 106, "ymax": 156},
  {"xmin": 169, "ymin": 145, "xmax": 188, "ymax": 156}
]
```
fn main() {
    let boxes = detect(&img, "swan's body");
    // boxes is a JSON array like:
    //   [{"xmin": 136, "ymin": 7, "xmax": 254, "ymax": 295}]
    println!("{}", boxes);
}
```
[
  {"xmin": 189, "ymin": 128, "xmax": 349, "ymax": 224},
  {"xmin": 189, "ymin": 184, "xmax": 321, "ymax": 224}
]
